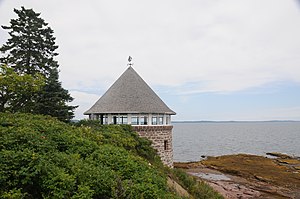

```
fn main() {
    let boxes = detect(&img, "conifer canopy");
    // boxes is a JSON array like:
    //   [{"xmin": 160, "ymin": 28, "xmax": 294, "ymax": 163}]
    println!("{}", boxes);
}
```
[{"xmin": 0, "ymin": 7, "xmax": 77, "ymax": 122}]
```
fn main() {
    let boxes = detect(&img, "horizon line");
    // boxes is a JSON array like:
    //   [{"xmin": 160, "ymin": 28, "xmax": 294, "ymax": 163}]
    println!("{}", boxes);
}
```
[{"xmin": 172, "ymin": 120, "xmax": 300, "ymax": 123}]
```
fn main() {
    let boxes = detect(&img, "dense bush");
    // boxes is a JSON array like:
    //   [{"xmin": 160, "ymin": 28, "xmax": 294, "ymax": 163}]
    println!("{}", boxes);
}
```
[
  {"xmin": 0, "ymin": 113, "xmax": 179, "ymax": 198},
  {"xmin": 73, "ymin": 120, "xmax": 160, "ymax": 163},
  {"xmin": 171, "ymin": 169, "xmax": 224, "ymax": 199}
]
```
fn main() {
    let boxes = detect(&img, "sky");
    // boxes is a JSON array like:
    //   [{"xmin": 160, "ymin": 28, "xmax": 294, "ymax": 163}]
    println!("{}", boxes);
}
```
[{"xmin": 0, "ymin": 0, "xmax": 300, "ymax": 121}]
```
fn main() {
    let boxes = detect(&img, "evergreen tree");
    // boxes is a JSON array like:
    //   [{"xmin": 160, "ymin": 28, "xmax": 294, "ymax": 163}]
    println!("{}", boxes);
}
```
[
  {"xmin": 0, "ymin": 7, "xmax": 58, "ymax": 76},
  {"xmin": 34, "ymin": 69, "xmax": 77, "ymax": 122},
  {"xmin": 0, "ymin": 7, "xmax": 77, "ymax": 121}
]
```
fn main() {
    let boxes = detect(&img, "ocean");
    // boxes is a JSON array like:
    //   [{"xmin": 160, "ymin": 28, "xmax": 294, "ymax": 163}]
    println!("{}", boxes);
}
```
[{"xmin": 172, "ymin": 122, "xmax": 300, "ymax": 162}]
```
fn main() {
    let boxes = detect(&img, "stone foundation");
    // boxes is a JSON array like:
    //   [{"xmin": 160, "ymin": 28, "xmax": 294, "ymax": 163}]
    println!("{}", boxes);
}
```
[{"xmin": 133, "ymin": 125, "xmax": 173, "ymax": 167}]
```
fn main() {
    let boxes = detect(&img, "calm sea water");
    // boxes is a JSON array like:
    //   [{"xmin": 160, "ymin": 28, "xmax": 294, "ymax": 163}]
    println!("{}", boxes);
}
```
[{"xmin": 172, "ymin": 122, "xmax": 300, "ymax": 162}]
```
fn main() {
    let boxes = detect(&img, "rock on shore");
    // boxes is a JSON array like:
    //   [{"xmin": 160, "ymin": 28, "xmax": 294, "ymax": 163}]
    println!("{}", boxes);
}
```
[{"xmin": 174, "ymin": 153, "xmax": 300, "ymax": 199}]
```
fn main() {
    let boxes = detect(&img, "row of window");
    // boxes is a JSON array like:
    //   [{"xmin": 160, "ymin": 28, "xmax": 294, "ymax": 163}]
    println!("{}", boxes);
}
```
[
  {"xmin": 131, "ymin": 116, "xmax": 165, "ymax": 125},
  {"xmin": 97, "ymin": 115, "xmax": 170, "ymax": 125}
]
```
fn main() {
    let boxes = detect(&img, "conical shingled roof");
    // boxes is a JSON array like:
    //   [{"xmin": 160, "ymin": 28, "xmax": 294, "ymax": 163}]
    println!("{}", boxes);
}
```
[{"xmin": 84, "ymin": 66, "xmax": 176, "ymax": 115}]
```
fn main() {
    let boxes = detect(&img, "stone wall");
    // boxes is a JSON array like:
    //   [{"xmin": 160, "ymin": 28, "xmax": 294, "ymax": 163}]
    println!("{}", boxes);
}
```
[{"xmin": 133, "ymin": 125, "xmax": 173, "ymax": 167}]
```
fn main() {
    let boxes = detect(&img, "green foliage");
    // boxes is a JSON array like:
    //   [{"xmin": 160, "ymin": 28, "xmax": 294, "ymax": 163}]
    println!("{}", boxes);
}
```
[
  {"xmin": 171, "ymin": 169, "xmax": 224, "ymax": 199},
  {"xmin": 0, "ymin": 7, "xmax": 77, "ymax": 122},
  {"xmin": 74, "ymin": 120, "xmax": 160, "ymax": 163},
  {"xmin": 34, "ymin": 69, "xmax": 78, "ymax": 122},
  {"xmin": 0, "ymin": 64, "xmax": 45, "ymax": 112},
  {"xmin": 1, "ymin": 188, "xmax": 25, "ymax": 199},
  {"xmin": 0, "ymin": 113, "xmax": 180, "ymax": 198},
  {"xmin": 0, "ymin": 7, "xmax": 58, "ymax": 76}
]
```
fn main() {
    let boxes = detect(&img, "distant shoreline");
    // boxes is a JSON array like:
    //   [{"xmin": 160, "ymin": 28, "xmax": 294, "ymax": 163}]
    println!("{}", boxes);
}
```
[{"xmin": 172, "ymin": 120, "xmax": 300, "ymax": 123}]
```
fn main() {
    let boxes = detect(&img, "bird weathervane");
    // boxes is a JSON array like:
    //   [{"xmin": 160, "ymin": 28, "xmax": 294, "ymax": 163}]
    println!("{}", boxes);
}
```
[{"xmin": 127, "ymin": 56, "xmax": 133, "ymax": 67}]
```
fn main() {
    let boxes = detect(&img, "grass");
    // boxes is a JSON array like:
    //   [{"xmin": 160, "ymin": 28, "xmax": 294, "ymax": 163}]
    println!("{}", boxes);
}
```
[{"xmin": 169, "ymin": 168, "xmax": 224, "ymax": 199}]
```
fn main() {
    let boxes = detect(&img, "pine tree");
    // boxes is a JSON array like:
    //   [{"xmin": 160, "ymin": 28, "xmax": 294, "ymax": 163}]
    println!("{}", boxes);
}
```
[
  {"xmin": 0, "ymin": 7, "xmax": 77, "ymax": 121},
  {"xmin": 34, "ymin": 69, "xmax": 77, "ymax": 122},
  {"xmin": 0, "ymin": 7, "xmax": 58, "ymax": 76}
]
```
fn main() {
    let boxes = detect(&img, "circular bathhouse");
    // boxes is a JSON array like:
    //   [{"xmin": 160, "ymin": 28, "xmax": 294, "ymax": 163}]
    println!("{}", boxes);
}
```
[{"xmin": 84, "ymin": 66, "xmax": 176, "ymax": 167}]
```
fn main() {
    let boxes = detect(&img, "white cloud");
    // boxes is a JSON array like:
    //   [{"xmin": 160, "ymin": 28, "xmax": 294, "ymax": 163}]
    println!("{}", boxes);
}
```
[
  {"xmin": 69, "ymin": 90, "xmax": 99, "ymax": 119},
  {"xmin": 1, "ymin": 0, "xmax": 300, "ymax": 93},
  {"xmin": 1, "ymin": 0, "xmax": 300, "ymax": 119}
]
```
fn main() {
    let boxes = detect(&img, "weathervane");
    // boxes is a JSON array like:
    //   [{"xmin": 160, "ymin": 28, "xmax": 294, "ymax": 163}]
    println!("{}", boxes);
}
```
[{"xmin": 127, "ymin": 56, "xmax": 133, "ymax": 67}]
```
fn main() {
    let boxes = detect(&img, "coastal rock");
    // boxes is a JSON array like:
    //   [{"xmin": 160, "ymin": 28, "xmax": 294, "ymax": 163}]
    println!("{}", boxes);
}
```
[
  {"xmin": 266, "ymin": 152, "xmax": 293, "ymax": 159},
  {"xmin": 207, "ymin": 181, "xmax": 261, "ymax": 199},
  {"xmin": 175, "ymin": 153, "xmax": 300, "ymax": 198}
]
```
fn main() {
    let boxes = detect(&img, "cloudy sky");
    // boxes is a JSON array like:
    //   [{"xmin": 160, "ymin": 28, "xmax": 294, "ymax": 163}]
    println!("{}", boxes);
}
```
[{"xmin": 1, "ymin": 0, "xmax": 300, "ymax": 121}]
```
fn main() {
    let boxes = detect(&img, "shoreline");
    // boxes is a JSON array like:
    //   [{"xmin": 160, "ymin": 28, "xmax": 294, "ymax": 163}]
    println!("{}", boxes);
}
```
[
  {"xmin": 174, "ymin": 153, "xmax": 300, "ymax": 198},
  {"xmin": 174, "ymin": 152, "xmax": 300, "ymax": 163}
]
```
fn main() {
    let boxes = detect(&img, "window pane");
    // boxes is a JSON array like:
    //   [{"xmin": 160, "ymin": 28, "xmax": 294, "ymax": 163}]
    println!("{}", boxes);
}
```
[
  {"xmin": 119, "ymin": 116, "xmax": 128, "ymax": 124},
  {"xmin": 140, "ymin": 117, "xmax": 144, "ymax": 125},
  {"xmin": 113, "ymin": 116, "xmax": 118, "ymax": 124},
  {"xmin": 103, "ymin": 116, "xmax": 108, "ymax": 124},
  {"xmin": 164, "ymin": 140, "xmax": 168, "ymax": 150},
  {"xmin": 122, "ymin": 116, "xmax": 128, "ymax": 124},
  {"xmin": 159, "ymin": 116, "xmax": 164, "ymax": 125},
  {"xmin": 131, "ymin": 116, "xmax": 139, "ymax": 125},
  {"xmin": 140, "ymin": 116, "xmax": 148, "ymax": 125},
  {"xmin": 166, "ymin": 115, "xmax": 170, "ymax": 125},
  {"xmin": 152, "ymin": 116, "xmax": 157, "ymax": 125}
]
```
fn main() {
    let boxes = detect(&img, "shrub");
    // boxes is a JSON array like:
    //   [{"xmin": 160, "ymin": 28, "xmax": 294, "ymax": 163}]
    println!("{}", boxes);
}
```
[
  {"xmin": 73, "ymin": 119, "xmax": 160, "ymax": 163},
  {"xmin": 172, "ymin": 169, "xmax": 224, "ymax": 199},
  {"xmin": 0, "ymin": 113, "xmax": 178, "ymax": 198}
]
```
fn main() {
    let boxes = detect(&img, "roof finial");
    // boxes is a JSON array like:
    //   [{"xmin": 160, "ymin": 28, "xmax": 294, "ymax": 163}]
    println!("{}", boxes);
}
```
[{"xmin": 127, "ymin": 56, "xmax": 133, "ymax": 67}]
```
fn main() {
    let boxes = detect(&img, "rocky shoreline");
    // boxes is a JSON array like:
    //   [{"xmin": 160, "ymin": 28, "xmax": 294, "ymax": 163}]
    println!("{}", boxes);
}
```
[{"xmin": 174, "ymin": 153, "xmax": 300, "ymax": 199}]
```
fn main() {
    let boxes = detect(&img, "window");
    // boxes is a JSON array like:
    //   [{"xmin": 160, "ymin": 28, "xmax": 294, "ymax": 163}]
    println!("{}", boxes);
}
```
[
  {"xmin": 131, "ymin": 116, "xmax": 139, "ymax": 125},
  {"xmin": 140, "ymin": 116, "xmax": 148, "ymax": 125},
  {"xmin": 119, "ymin": 116, "xmax": 128, "ymax": 124},
  {"xmin": 100, "ymin": 115, "xmax": 108, "ymax": 124},
  {"xmin": 166, "ymin": 115, "xmax": 171, "ymax": 125},
  {"xmin": 113, "ymin": 116, "xmax": 117, "ymax": 124},
  {"xmin": 152, "ymin": 116, "xmax": 157, "ymax": 125},
  {"xmin": 103, "ymin": 115, "xmax": 108, "ymax": 124},
  {"xmin": 158, "ymin": 115, "xmax": 164, "ymax": 125},
  {"xmin": 164, "ymin": 140, "xmax": 168, "ymax": 150}
]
